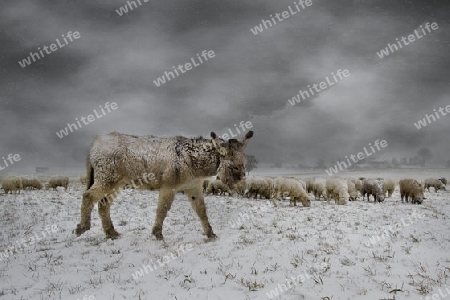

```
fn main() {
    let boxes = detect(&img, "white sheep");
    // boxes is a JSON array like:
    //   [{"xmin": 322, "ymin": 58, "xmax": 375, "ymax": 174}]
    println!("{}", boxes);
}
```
[
  {"xmin": 424, "ymin": 178, "xmax": 446, "ymax": 192},
  {"xmin": 383, "ymin": 179, "xmax": 396, "ymax": 197},
  {"xmin": 272, "ymin": 178, "xmax": 311, "ymax": 207},
  {"xmin": 21, "ymin": 177, "xmax": 43, "ymax": 190},
  {"xmin": 205, "ymin": 179, "xmax": 233, "ymax": 196},
  {"xmin": 326, "ymin": 178, "xmax": 348, "ymax": 205},
  {"xmin": 245, "ymin": 176, "xmax": 273, "ymax": 199},
  {"xmin": 346, "ymin": 179, "xmax": 358, "ymax": 201},
  {"xmin": 2, "ymin": 176, "xmax": 23, "ymax": 194},
  {"xmin": 45, "ymin": 176, "xmax": 69, "ymax": 191},
  {"xmin": 311, "ymin": 177, "xmax": 327, "ymax": 201}
]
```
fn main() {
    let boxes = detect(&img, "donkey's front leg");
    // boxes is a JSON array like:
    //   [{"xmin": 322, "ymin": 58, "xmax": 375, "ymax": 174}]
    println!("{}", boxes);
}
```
[{"xmin": 152, "ymin": 189, "xmax": 176, "ymax": 240}]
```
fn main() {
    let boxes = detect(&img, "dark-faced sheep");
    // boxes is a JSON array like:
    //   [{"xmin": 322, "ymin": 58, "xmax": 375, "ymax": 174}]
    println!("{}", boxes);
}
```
[
  {"xmin": 46, "ymin": 176, "xmax": 69, "ymax": 190},
  {"xmin": 399, "ymin": 179, "xmax": 425, "ymax": 204},
  {"xmin": 439, "ymin": 178, "xmax": 447, "ymax": 185},
  {"xmin": 424, "ymin": 178, "xmax": 445, "ymax": 192},
  {"xmin": 361, "ymin": 179, "xmax": 385, "ymax": 202},
  {"xmin": 74, "ymin": 131, "xmax": 253, "ymax": 240},
  {"xmin": 1, "ymin": 176, "xmax": 23, "ymax": 194}
]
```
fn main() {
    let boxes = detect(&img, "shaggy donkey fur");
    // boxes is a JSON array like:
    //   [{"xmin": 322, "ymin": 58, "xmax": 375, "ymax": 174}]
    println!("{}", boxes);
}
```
[{"xmin": 74, "ymin": 130, "xmax": 253, "ymax": 240}]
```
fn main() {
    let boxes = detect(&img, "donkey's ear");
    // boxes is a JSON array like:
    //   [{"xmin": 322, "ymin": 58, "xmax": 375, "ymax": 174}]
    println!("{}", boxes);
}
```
[
  {"xmin": 211, "ymin": 132, "xmax": 228, "ymax": 156},
  {"xmin": 241, "ymin": 130, "xmax": 254, "ymax": 149}
]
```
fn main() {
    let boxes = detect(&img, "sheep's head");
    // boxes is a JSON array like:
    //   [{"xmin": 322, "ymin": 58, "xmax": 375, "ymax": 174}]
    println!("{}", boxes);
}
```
[
  {"xmin": 377, "ymin": 193, "xmax": 385, "ymax": 202},
  {"xmin": 211, "ymin": 131, "xmax": 253, "ymax": 189}
]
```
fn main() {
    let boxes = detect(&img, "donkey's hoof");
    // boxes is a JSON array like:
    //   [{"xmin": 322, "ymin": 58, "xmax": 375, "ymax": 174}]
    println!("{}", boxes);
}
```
[
  {"xmin": 152, "ymin": 227, "xmax": 164, "ymax": 240},
  {"xmin": 207, "ymin": 232, "xmax": 217, "ymax": 240},
  {"xmin": 105, "ymin": 229, "xmax": 120, "ymax": 240},
  {"xmin": 74, "ymin": 224, "xmax": 90, "ymax": 236}
]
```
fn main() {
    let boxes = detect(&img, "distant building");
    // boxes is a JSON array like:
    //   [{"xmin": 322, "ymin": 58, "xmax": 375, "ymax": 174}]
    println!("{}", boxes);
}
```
[{"xmin": 36, "ymin": 167, "xmax": 49, "ymax": 174}]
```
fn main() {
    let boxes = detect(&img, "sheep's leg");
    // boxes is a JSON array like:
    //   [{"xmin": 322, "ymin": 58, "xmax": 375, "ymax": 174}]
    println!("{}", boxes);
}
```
[
  {"xmin": 75, "ymin": 183, "xmax": 109, "ymax": 237},
  {"xmin": 152, "ymin": 189, "xmax": 176, "ymax": 240},
  {"xmin": 186, "ymin": 188, "xmax": 216, "ymax": 239},
  {"xmin": 98, "ymin": 193, "xmax": 120, "ymax": 239}
]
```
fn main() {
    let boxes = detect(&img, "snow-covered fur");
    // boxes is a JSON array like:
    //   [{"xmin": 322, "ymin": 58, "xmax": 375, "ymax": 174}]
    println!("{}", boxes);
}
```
[
  {"xmin": 347, "ymin": 178, "xmax": 362, "ymax": 195},
  {"xmin": 326, "ymin": 178, "xmax": 349, "ymax": 205},
  {"xmin": 346, "ymin": 180, "xmax": 358, "ymax": 201},
  {"xmin": 361, "ymin": 179, "xmax": 385, "ymax": 202},
  {"xmin": 1, "ymin": 176, "xmax": 23, "ymax": 194},
  {"xmin": 22, "ymin": 177, "xmax": 43, "ymax": 190},
  {"xmin": 383, "ymin": 179, "xmax": 396, "ymax": 197},
  {"xmin": 245, "ymin": 176, "xmax": 273, "ymax": 199},
  {"xmin": 273, "ymin": 178, "xmax": 311, "ymax": 207},
  {"xmin": 424, "ymin": 178, "xmax": 446, "ymax": 192},
  {"xmin": 399, "ymin": 179, "xmax": 425, "ymax": 204},
  {"xmin": 305, "ymin": 177, "xmax": 314, "ymax": 193},
  {"xmin": 74, "ymin": 130, "xmax": 253, "ymax": 240},
  {"xmin": 311, "ymin": 177, "xmax": 327, "ymax": 201},
  {"xmin": 202, "ymin": 179, "xmax": 210, "ymax": 193},
  {"xmin": 206, "ymin": 179, "xmax": 233, "ymax": 196},
  {"xmin": 46, "ymin": 176, "xmax": 69, "ymax": 190}
]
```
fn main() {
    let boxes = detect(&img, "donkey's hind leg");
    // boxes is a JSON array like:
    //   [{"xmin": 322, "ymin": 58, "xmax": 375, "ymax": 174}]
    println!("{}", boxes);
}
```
[{"xmin": 186, "ymin": 186, "xmax": 217, "ymax": 239}]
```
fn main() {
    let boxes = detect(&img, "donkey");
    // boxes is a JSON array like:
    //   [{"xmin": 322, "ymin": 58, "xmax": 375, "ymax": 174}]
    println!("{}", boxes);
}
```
[{"xmin": 74, "ymin": 130, "xmax": 253, "ymax": 240}]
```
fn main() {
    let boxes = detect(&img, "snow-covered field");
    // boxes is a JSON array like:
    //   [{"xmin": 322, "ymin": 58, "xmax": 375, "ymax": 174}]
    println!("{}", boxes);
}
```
[{"xmin": 1, "ymin": 170, "xmax": 449, "ymax": 300}]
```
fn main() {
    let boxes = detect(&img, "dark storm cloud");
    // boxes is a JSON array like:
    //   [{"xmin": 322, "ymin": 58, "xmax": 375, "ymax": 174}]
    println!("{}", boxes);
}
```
[{"xmin": 0, "ymin": 0, "xmax": 449, "ymax": 172}]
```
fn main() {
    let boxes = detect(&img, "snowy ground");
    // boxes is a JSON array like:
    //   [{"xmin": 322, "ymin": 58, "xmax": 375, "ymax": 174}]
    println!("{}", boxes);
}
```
[{"xmin": 0, "ymin": 170, "xmax": 449, "ymax": 300}]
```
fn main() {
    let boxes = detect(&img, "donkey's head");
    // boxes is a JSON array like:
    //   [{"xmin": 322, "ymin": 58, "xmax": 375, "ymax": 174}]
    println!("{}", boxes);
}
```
[{"xmin": 211, "ymin": 131, "xmax": 253, "ymax": 189}]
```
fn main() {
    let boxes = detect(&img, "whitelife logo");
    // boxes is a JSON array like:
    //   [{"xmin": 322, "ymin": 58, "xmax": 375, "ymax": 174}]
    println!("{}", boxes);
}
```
[
  {"xmin": 153, "ymin": 50, "xmax": 215, "ymax": 87},
  {"xmin": 250, "ymin": 0, "xmax": 313, "ymax": 35},
  {"xmin": 414, "ymin": 105, "xmax": 450, "ymax": 129},
  {"xmin": 56, "ymin": 102, "xmax": 118, "ymax": 139},
  {"xmin": 376, "ymin": 22, "xmax": 439, "ymax": 58},
  {"xmin": 18, "ymin": 31, "xmax": 80, "ymax": 68},
  {"xmin": 325, "ymin": 139, "xmax": 388, "ymax": 176},
  {"xmin": 287, "ymin": 69, "xmax": 350, "ymax": 107}
]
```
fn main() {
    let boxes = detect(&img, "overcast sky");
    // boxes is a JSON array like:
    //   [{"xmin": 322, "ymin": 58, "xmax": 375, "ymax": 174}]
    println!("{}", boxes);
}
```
[{"xmin": 1, "ymin": 0, "xmax": 449, "ymax": 172}]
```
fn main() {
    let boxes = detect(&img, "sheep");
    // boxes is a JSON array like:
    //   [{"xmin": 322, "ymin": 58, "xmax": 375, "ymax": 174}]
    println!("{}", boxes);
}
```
[
  {"xmin": 75, "ymin": 130, "xmax": 253, "ymax": 240},
  {"xmin": 439, "ymin": 178, "xmax": 447, "ymax": 185},
  {"xmin": 245, "ymin": 176, "xmax": 273, "ymax": 199},
  {"xmin": 305, "ymin": 177, "xmax": 314, "ymax": 193},
  {"xmin": 80, "ymin": 175, "xmax": 87, "ymax": 185},
  {"xmin": 45, "ymin": 176, "xmax": 69, "ymax": 191},
  {"xmin": 234, "ymin": 179, "xmax": 247, "ymax": 197},
  {"xmin": 383, "ymin": 179, "xmax": 396, "ymax": 197},
  {"xmin": 272, "ymin": 178, "xmax": 311, "ymax": 207},
  {"xmin": 399, "ymin": 179, "xmax": 425, "ymax": 204},
  {"xmin": 346, "ymin": 180, "xmax": 358, "ymax": 201},
  {"xmin": 206, "ymin": 179, "xmax": 233, "ymax": 196},
  {"xmin": 296, "ymin": 179, "xmax": 307, "ymax": 191},
  {"xmin": 424, "ymin": 178, "xmax": 446, "ymax": 193},
  {"xmin": 326, "ymin": 178, "xmax": 349, "ymax": 205},
  {"xmin": 360, "ymin": 179, "xmax": 385, "ymax": 202},
  {"xmin": 1, "ymin": 176, "xmax": 23, "ymax": 194},
  {"xmin": 347, "ymin": 178, "xmax": 362, "ymax": 197},
  {"xmin": 311, "ymin": 177, "xmax": 327, "ymax": 201},
  {"xmin": 21, "ymin": 177, "xmax": 43, "ymax": 190},
  {"xmin": 202, "ymin": 179, "xmax": 210, "ymax": 193}
]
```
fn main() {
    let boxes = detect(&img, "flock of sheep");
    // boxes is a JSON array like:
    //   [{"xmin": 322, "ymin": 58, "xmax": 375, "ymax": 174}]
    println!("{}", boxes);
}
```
[
  {"xmin": 203, "ymin": 176, "xmax": 447, "ymax": 206},
  {"xmin": 0, "ymin": 175, "xmax": 69, "ymax": 194},
  {"xmin": 2, "ymin": 173, "xmax": 446, "ymax": 208}
]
